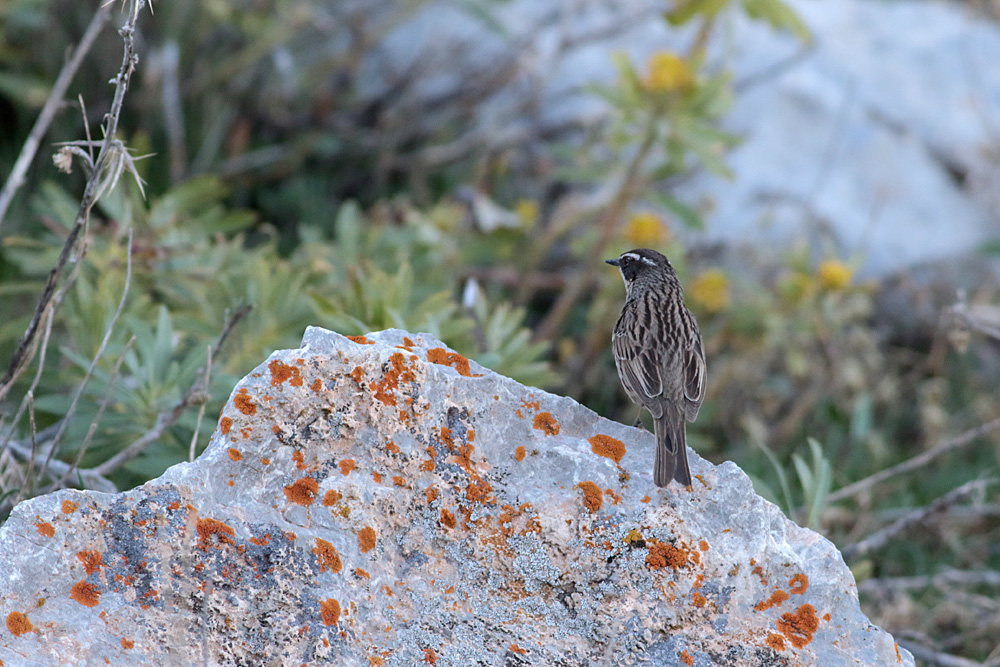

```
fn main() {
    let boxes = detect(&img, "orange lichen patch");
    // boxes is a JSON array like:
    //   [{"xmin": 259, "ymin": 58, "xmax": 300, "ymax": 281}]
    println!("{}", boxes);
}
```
[
  {"xmin": 824, "ymin": 612, "xmax": 832, "ymax": 622},
  {"xmin": 426, "ymin": 348, "xmax": 477, "ymax": 377},
  {"xmin": 355, "ymin": 568, "xmax": 370, "ymax": 578},
  {"xmin": 35, "ymin": 522, "xmax": 54, "ymax": 538},
  {"xmin": 347, "ymin": 335, "xmax": 373, "ymax": 344},
  {"xmin": 320, "ymin": 598, "xmax": 341, "ymax": 626},
  {"xmin": 77, "ymin": 550, "xmax": 103, "ymax": 576},
  {"xmin": 577, "ymin": 481, "xmax": 603, "ymax": 513},
  {"xmin": 121, "ymin": 637, "xmax": 135, "ymax": 649},
  {"xmin": 691, "ymin": 592, "xmax": 707, "ymax": 607},
  {"xmin": 777, "ymin": 603, "xmax": 820, "ymax": 649},
  {"xmin": 755, "ymin": 589, "xmax": 789, "ymax": 612},
  {"xmin": 358, "ymin": 526, "xmax": 377, "ymax": 553},
  {"xmin": 339, "ymin": 459, "xmax": 356, "ymax": 476},
  {"xmin": 369, "ymin": 352, "xmax": 417, "ymax": 407},
  {"xmin": 440, "ymin": 509, "xmax": 457, "ymax": 529},
  {"xmin": 510, "ymin": 643, "xmax": 527, "ymax": 655},
  {"xmin": 420, "ymin": 447, "xmax": 436, "ymax": 472},
  {"xmin": 311, "ymin": 378, "xmax": 322, "ymax": 392},
  {"xmin": 385, "ymin": 440, "xmax": 400, "ymax": 454},
  {"xmin": 351, "ymin": 366, "xmax": 365, "ymax": 384},
  {"xmin": 588, "ymin": 434, "xmax": 626, "ymax": 463},
  {"xmin": 220, "ymin": 417, "xmax": 233, "ymax": 434},
  {"xmin": 645, "ymin": 539, "xmax": 690, "ymax": 570},
  {"xmin": 249, "ymin": 533, "xmax": 271, "ymax": 546},
  {"xmin": 233, "ymin": 388, "xmax": 257, "ymax": 415},
  {"xmin": 261, "ymin": 457, "xmax": 271, "ymax": 465},
  {"xmin": 196, "ymin": 517, "xmax": 236, "ymax": 551},
  {"xmin": 227, "ymin": 448, "xmax": 243, "ymax": 462},
  {"xmin": 464, "ymin": 478, "xmax": 494, "ymax": 505},
  {"xmin": 424, "ymin": 648, "xmax": 437, "ymax": 664},
  {"xmin": 6, "ymin": 611, "xmax": 33, "ymax": 636},
  {"xmin": 268, "ymin": 360, "xmax": 303, "ymax": 387},
  {"xmin": 895, "ymin": 642, "xmax": 901, "ymax": 662},
  {"xmin": 313, "ymin": 539, "xmax": 343, "ymax": 573},
  {"xmin": 323, "ymin": 490, "xmax": 342, "ymax": 507},
  {"xmin": 425, "ymin": 486, "xmax": 439, "ymax": 503},
  {"xmin": 71, "ymin": 581, "xmax": 100, "ymax": 607},
  {"xmin": 61, "ymin": 499, "xmax": 80, "ymax": 514},
  {"xmin": 522, "ymin": 399, "xmax": 541, "ymax": 411},
  {"xmin": 284, "ymin": 477, "xmax": 319, "ymax": 506},
  {"xmin": 788, "ymin": 573, "xmax": 809, "ymax": 595},
  {"xmin": 604, "ymin": 488, "xmax": 622, "ymax": 505},
  {"xmin": 532, "ymin": 412, "xmax": 560, "ymax": 436},
  {"xmin": 514, "ymin": 446, "xmax": 526, "ymax": 461},
  {"xmin": 766, "ymin": 633, "xmax": 786, "ymax": 651},
  {"xmin": 372, "ymin": 472, "xmax": 383, "ymax": 483},
  {"xmin": 392, "ymin": 476, "xmax": 407, "ymax": 488},
  {"xmin": 293, "ymin": 450, "xmax": 306, "ymax": 470},
  {"xmin": 699, "ymin": 540, "xmax": 709, "ymax": 551},
  {"xmin": 752, "ymin": 564, "xmax": 767, "ymax": 586},
  {"xmin": 680, "ymin": 649, "xmax": 694, "ymax": 666}
]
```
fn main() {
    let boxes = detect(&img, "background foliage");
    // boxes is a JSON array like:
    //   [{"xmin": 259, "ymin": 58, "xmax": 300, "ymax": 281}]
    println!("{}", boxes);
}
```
[{"xmin": 1, "ymin": 1, "xmax": 998, "ymax": 664}]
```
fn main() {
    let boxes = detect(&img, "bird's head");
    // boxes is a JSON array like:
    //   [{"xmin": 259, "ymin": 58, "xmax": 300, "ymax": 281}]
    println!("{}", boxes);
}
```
[{"xmin": 606, "ymin": 248, "xmax": 675, "ymax": 296}]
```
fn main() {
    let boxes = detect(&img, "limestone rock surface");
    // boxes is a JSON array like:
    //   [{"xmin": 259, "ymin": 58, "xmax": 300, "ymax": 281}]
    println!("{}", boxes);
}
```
[{"xmin": 0, "ymin": 327, "xmax": 912, "ymax": 666}]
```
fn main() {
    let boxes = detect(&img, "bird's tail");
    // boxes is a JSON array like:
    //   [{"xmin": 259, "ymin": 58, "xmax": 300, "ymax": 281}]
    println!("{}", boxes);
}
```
[{"xmin": 653, "ymin": 409, "xmax": 692, "ymax": 488}]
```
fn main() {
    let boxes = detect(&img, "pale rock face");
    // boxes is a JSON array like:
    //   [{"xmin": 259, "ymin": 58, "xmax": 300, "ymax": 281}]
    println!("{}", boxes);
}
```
[{"xmin": 0, "ymin": 327, "xmax": 911, "ymax": 666}]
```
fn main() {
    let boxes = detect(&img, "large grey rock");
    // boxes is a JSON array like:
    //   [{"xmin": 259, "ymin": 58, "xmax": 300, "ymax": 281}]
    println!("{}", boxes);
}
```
[{"xmin": 0, "ymin": 327, "xmax": 911, "ymax": 666}]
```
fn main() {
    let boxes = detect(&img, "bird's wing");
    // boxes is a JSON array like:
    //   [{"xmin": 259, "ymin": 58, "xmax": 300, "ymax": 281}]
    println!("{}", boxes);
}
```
[
  {"xmin": 612, "ymin": 312, "xmax": 664, "ymax": 403},
  {"xmin": 682, "ymin": 319, "xmax": 707, "ymax": 420}
]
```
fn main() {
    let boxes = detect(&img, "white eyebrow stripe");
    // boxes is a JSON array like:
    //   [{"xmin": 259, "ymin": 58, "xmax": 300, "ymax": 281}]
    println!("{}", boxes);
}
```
[
  {"xmin": 640, "ymin": 256, "xmax": 657, "ymax": 266},
  {"xmin": 621, "ymin": 252, "xmax": 641, "ymax": 262}
]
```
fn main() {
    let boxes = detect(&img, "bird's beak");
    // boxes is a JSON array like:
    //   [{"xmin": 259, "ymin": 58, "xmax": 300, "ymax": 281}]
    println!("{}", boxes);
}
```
[{"xmin": 605, "ymin": 258, "xmax": 620, "ymax": 267}]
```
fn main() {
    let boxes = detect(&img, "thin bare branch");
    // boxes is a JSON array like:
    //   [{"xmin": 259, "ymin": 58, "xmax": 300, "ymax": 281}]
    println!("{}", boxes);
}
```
[
  {"xmin": 189, "ymin": 344, "xmax": 213, "ymax": 462},
  {"xmin": 827, "ymin": 416, "xmax": 1000, "ymax": 504},
  {"xmin": 2, "ymin": 437, "xmax": 116, "ymax": 495},
  {"xmin": 859, "ymin": 569, "xmax": 1000, "ymax": 594},
  {"xmin": 0, "ymin": 0, "xmax": 148, "ymax": 400},
  {"xmin": 533, "ymin": 118, "xmax": 659, "ymax": 343},
  {"xmin": 12, "ymin": 393, "xmax": 39, "ymax": 507},
  {"xmin": 0, "ymin": 303, "xmax": 57, "ymax": 460},
  {"xmin": 897, "ymin": 641, "xmax": 981, "ymax": 667},
  {"xmin": 48, "ymin": 335, "xmax": 136, "ymax": 493},
  {"xmin": 89, "ymin": 304, "xmax": 251, "ymax": 477},
  {"xmin": 41, "ymin": 230, "xmax": 133, "ymax": 475},
  {"xmin": 0, "ymin": 4, "xmax": 111, "ymax": 228},
  {"xmin": 841, "ymin": 478, "xmax": 997, "ymax": 561}
]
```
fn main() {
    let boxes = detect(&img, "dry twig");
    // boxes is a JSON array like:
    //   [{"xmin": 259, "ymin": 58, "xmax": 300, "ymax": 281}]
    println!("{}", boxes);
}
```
[
  {"xmin": 827, "ymin": 416, "xmax": 1000, "ymax": 504},
  {"xmin": 0, "ymin": 4, "xmax": 111, "ymax": 228},
  {"xmin": 87, "ymin": 304, "xmax": 251, "ymax": 478},
  {"xmin": 0, "ymin": 0, "xmax": 148, "ymax": 401},
  {"xmin": 841, "ymin": 478, "xmax": 997, "ymax": 561}
]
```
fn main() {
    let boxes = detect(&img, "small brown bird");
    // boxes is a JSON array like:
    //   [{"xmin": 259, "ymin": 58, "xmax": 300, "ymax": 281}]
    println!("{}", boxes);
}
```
[{"xmin": 606, "ymin": 249, "xmax": 706, "ymax": 487}]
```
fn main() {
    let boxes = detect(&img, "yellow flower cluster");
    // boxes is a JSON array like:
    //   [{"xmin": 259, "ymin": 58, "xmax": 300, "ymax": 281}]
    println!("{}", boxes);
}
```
[
  {"xmin": 645, "ymin": 52, "xmax": 694, "ymax": 93},
  {"xmin": 624, "ymin": 212, "xmax": 669, "ymax": 246},
  {"xmin": 818, "ymin": 260, "xmax": 852, "ymax": 290},
  {"xmin": 689, "ymin": 269, "xmax": 729, "ymax": 313},
  {"xmin": 515, "ymin": 199, "xmax": 538, "ymax": 225}
]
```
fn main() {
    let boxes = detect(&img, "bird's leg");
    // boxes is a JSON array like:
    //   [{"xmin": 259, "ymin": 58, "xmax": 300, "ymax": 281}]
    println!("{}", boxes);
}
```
[{"xmin": 632, "ymin": 409, "xmax": 646, "ymax": 430}]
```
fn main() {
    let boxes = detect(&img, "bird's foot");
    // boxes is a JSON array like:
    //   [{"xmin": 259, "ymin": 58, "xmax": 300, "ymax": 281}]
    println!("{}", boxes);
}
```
[{"xmin": 632, "ymin": 418, "xmax": 646, "ymax": 430}]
